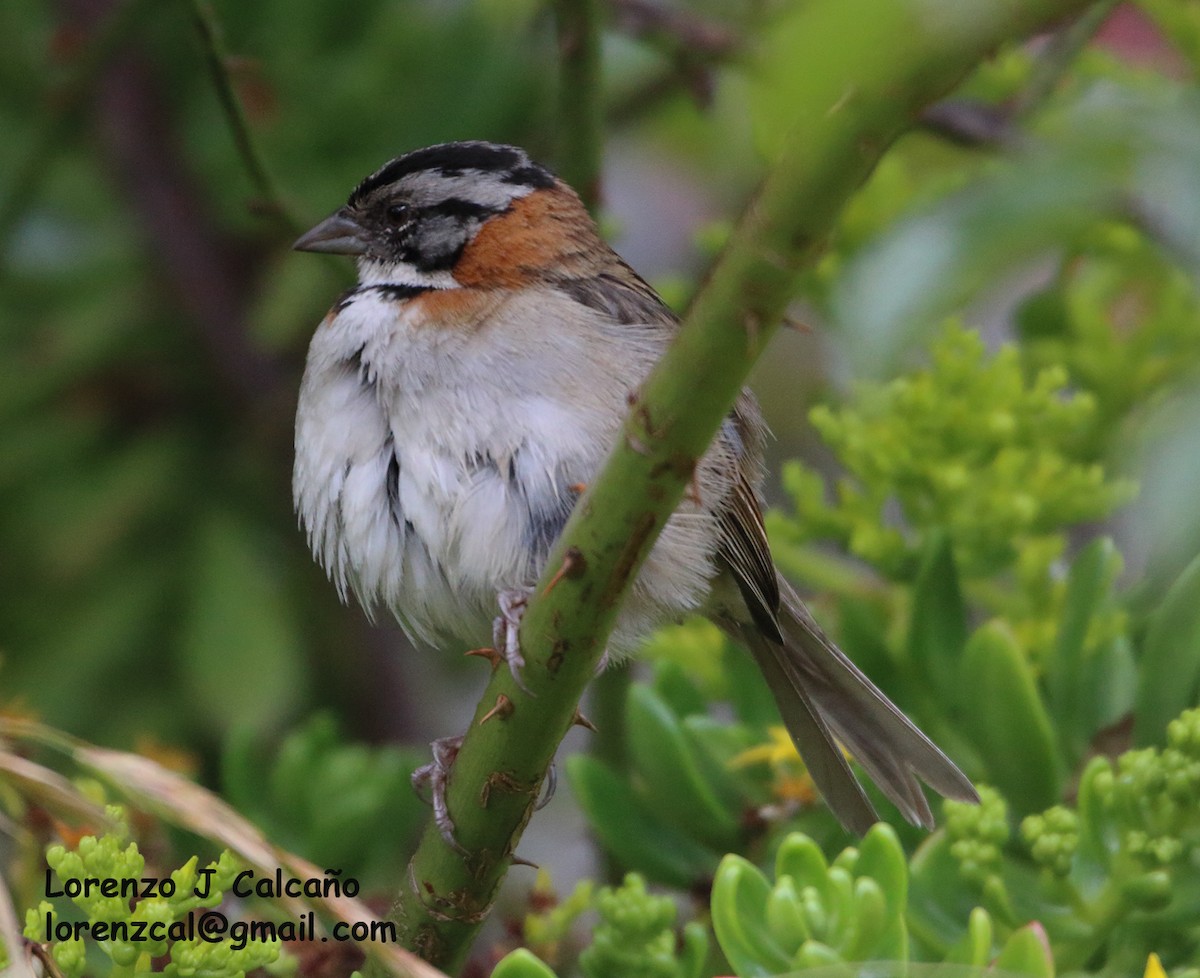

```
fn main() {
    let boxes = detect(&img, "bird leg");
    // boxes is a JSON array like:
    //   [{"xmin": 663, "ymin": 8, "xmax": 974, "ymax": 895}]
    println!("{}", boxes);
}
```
[
  {"xmin": 494, "ymin": 587, "xmax": 533, "ymax": 692},
  {"xmin": 411, "ymin": 734, "xmax": 558, "ymax": 855},
  {"xmin": 411, "ymin": 735, "xmax": 468, "ymax": 854}
]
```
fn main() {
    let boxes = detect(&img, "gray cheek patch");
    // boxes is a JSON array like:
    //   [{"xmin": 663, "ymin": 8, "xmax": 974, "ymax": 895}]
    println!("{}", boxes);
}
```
[{"xmin": 407, "ymin": 214, "xmax": 474, "ymax": 272}]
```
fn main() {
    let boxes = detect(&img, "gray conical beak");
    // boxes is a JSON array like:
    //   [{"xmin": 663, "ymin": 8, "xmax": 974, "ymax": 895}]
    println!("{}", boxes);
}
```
[{"xmin": 293, "ymin": 208, "xmax": 370, "ymax": 255}]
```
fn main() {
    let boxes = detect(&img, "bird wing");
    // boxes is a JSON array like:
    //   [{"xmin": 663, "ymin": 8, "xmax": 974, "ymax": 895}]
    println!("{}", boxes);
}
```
[{"xmin": 717, "ymin": 471, "xmax": 783, "ymax": 643}]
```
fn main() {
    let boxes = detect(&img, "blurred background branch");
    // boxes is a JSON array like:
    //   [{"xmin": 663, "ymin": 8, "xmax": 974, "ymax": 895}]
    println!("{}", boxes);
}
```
[
  {"xmin": 187, "ymin": 0, "xmax": 303, "ymax": 238},
  {"xmin": 552, "ymin": 0, "xmax": 603, "ymax": 209},
  {"xmin": 0, "ymin": 0, "xmax": 157, "ymax": 251}
]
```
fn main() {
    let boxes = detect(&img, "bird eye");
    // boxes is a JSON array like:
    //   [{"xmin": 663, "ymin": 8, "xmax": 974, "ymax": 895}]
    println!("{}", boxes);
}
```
[{"xmin": 385, "ymin": 203, "xmax": 409, "ymax": 225}]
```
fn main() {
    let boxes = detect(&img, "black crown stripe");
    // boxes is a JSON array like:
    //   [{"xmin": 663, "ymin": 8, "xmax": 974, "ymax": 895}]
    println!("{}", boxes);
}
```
[
  {"xmin": 503, "ymin": 164, "xmax": 556, "ymax": 190},
  {"xmin": 422, "ymin": 198, "xmax": 501, "ymax": 221},
  {"xmin": 349, "ymin": 142, "xmax": 543, "ymax": 204}
]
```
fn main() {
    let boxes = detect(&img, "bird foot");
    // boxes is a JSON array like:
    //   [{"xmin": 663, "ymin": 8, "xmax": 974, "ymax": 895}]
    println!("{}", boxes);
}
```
[
  {"xmin": 411, "ymin": 735, "xmax": 467, "ymax": 854},
  {"xmin": 494, "ymin": 587, "xmax": 533, "ymax": 693},
  {"xmin": 411, "ymin": 734, "xmax": 558, "ymax": 856}
]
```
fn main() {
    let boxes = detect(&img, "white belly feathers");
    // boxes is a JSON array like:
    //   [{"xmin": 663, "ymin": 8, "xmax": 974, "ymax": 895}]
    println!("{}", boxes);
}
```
[{"xmin": 293, "ymin": 286, "xmax": 718, "ymax": 654}]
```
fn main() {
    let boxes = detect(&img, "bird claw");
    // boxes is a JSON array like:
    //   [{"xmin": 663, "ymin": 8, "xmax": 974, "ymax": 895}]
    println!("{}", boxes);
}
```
[
  {"xmin": 536, "ymin": 762, "xmax": 557, "ymax": 812},
  {"xmin": 494, "ymin": 587, "xmax": 533, "ymax": 694},
  {"xmin": 508, "ymin": 766, "xmax": 557, "ymax": 870},
  {"xmin": 411, "ymin": 735, "xmax": 468, "ymax": 855},
  {"xmin": 411, "ymin": 737, "xmax": 555, "ymax": 854}
]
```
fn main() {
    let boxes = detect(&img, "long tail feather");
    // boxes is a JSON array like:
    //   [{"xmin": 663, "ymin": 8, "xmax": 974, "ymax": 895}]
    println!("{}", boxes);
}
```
[
  {"xmin": 728, "ymin": 579, "xmax": 978, "ymax": 832},
  {"xmin": 742, "ymin": 631, "xmax": 880, "ymax": 834}
]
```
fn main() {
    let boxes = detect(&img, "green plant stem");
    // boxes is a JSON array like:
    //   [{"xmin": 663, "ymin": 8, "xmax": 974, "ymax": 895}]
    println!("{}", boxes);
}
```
[
  {"xmin": 587, "ymin": 663, "xmax": 633, "ymax": 884},
  {"xmin": 1014, "ymin": 0, "xmax": 1121, "ymax": 118},
  {"xmin": 587, "ymin": 663, "xmax": 631, "ymax": 772},
  {"xmin": 607, "ymin": 0, "xmax": 738, "ymax": 121},
  {"xmin": 920, "ymin": 0, "xmax": 1119, "ymax": 147},
  {"xmin": 552, "ymin": 0, "xmax": 604, "ymax": 211},
  {"xmin": 383, "ymin": 0, "xmax": 1098, "ymax": 971},
  {"xmin": 188, "ymin": 0, "xmax": 301, "ymax": 236},
  {"xmin": 0, "ymin": 0, "xmax": 160, "ymax": 256}
]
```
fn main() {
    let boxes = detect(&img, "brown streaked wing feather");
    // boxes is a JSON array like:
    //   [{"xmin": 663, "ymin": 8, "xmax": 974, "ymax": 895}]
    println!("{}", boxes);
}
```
[
  {"xmin": 553, "ymin": 269, "xmax": 680, "ymax": 328},
  {"xmin": 558, "ymin": 260, "xmax": 790, "ymax": 650},
  {"xmin": 718, "ymin": 473, "xmax": 783, "ymax": 643}
]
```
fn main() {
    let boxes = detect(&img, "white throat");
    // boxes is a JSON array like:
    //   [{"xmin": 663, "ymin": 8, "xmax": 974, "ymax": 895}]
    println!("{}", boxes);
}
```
[{"xmin": 357, "ymin": 259, "xmax": 459, "ymax": 290}]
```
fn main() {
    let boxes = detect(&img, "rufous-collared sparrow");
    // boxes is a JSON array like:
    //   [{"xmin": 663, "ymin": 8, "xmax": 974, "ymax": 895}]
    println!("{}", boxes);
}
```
[{"xmin": 292, "ymin": 141, "xmax": 977, "ymax": 834}]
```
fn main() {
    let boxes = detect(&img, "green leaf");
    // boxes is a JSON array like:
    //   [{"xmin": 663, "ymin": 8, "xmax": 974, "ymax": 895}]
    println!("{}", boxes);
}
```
[
  {"xmin": 775, "ymin": 833, "xmax": 832, "ymax": 909},
  {"xmin": 943, "ymin": 906, "xmax": 993, "ymax": 967},
  {"xmin": 1079, "ymin": 634, "xmax": 1136, "ymax": 738},
  {"xmin": 907, "ymin": 833, "xmax": 995, "ymax": 955},
  {"xmin": 220, "ymin": 725, "xmax": 266, "ymax": 816},
  {"xmin": 565, "ymin": 755, "xmax": 718, "ymax": 889},
  {"xmin": 680, "ymin": 716, "xmax": 758, "ymax": 811},
  {"xmin": 847, "ymin": 827, "xmax": 910, "ymax": 959},
  {"xmin": 855, "ymin": 823, "xmax": 908, "ymax": 919},
  {"xmin": 838, "ymin": 594, "xmax": 900, "ymax": 696},
  {"xmin": 652, "ymin": 660, "xmax": 709, "ymax": 718},
  {"xmin": 793, "ymin": 940, "xmax": 849, "ymax": 971},
  {"xmin": 980, "ymin": 873, "xmax": 1020, "ymax": 930},
  {"xmin": 765, "ymin": 877, "xmax": 809, "ymax": 950},
  {"xmin": 1135, "ymin": 549, "xmax": 1200, "ymax": 746},
  {"xmin": 179, "ymin": 507, "xmax": 307, "ymax": 733},
  {"xmin": 831, "ymin": 86, "xmax": 1200, "ymax": 374},
  {"xmin": 722, "ymin": 643, "xmax": 779, "ymax": 729},
  {"xmin": 748, "ymin": 0, "xmax": 914, "ymax": 162},
  {"xmin": 907, "ymin": 531, "xmax": 967, "ymax": 710},
  {"xmin": 711, "ymin": 854, "xmax": 793, "ymax": 978},
  {"xmin": 962, "ymin": 622, "xmax": 1064, "ymax": 815},
  {"xmin": 843, "ymin": 877, "xmax": 889, "ymax": 959},
  {"xmin": 1119, "ymin": 870, "xmax": 1173, "ymax": 911},
  {"xmin": 267, "ymin": 714, "xmax": 341, "ymax": 825},
  {"xmin": 680, "ymin": 921, "xmax": 709, "ymax": 978},
  {"xmin": 490, "ymin": 949, "xmax": 559, "ymax": 978},
  {"xmin": 994, "ymin": 922, "xmax": 1055, "ymax": 978},
  {"xmin": 626, "ymin": 684, "xmax": 740, "ymax": 850},
  {"xmin": 1045, "ymin": 538, "xmax": 1114, "ymax": 758},
  {"xmin": 826, "ymin": 867, "xmax": 856, "ymax": 942},
  {"xmin": 1073, "ymin": 757, "xmax": 1118, "ymax": 883}
]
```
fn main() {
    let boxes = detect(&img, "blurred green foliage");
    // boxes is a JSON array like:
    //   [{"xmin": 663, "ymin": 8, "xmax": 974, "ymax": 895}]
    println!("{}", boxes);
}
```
[
  {"xmin": 5, "ymin": 1, "xmax": 1200, "ymax": 977},
  {"xmin": 924, "ymin": 708, "xmax": 1200, "ymax": 974},
  {"xmin": 24, "ymin": 809, "xmax": 277, "ymax": 978},
  {"xmin": 578, "ymin": 873, "xmax": 708, "ymax": 978},
  {"xmin": 220, "ymin": 713, "xmax": 428, "ymax": 888},
  {"xmin": 0, "ymin": 0, "xmax": 564, "ymax": 748},
  {"xmin": 771, "ymin": 323, "xmax": 1134, "ymax": 581}
]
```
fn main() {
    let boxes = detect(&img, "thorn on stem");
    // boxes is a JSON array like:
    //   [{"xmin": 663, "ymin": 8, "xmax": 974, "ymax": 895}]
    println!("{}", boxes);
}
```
[
  {"xmin": 543, "ymin": 545, "xmax": 588, "ymax": 596},
  {"xmin": 571, "ymin": 708, "xmax": 598, "ymax": 732},
  {"xmin": 479, "ymin": 694, "xmax": 514, "ymax": 725},
  {"xmin": 465, "ymin": 646, "xmax": 502, "ymax": 669}
]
